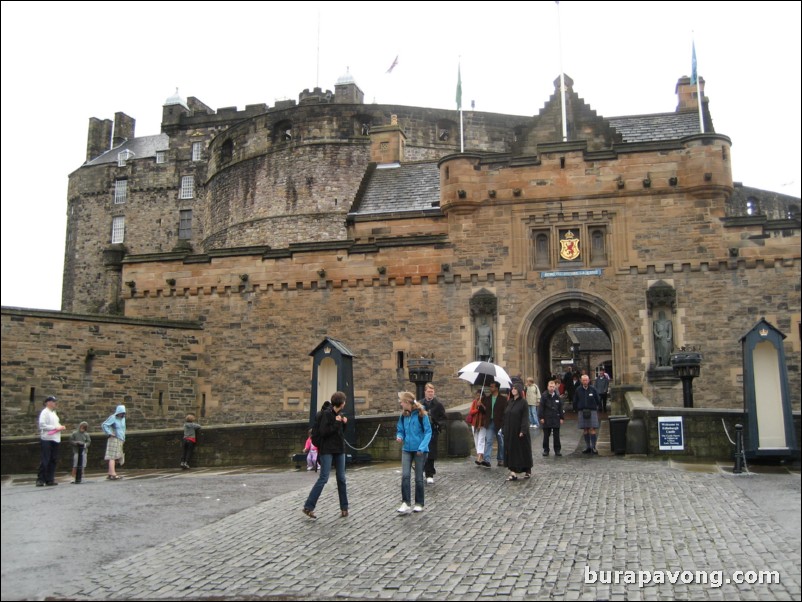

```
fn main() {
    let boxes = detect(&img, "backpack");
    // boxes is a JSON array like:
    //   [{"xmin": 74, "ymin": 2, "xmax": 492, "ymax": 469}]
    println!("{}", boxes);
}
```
[{"xmin": 310, "ymin": 411, "xmax": 323, "ymax": 448}]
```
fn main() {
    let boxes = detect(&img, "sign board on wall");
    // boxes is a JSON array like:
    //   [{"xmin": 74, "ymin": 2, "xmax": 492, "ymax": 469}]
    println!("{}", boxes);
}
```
[{"xmin": 658, "ymin": 416, "xmax": 684, "ymax": 450}]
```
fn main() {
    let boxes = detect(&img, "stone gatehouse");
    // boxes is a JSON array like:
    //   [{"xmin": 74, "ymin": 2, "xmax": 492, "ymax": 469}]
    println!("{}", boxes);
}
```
[{"xmin": 1, "ymin": 71, "xmax": 799, "ymax": 437}]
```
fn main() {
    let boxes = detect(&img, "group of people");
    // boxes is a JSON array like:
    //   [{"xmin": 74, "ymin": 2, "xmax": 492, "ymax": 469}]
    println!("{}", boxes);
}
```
[
  {"xmin": 465, "ymin": 370, "xmax": 608, "ymax": 479},
  {"xmin": 36, "ymin": 395, "xmax": 204, "ymax": 485},
  {"xmin": 302, "ymin": 383, "xmax": 447, "ymax": 519},
  {"xmin": 35, "ymin": 396, "xmax": 128, "ymax": 485}
]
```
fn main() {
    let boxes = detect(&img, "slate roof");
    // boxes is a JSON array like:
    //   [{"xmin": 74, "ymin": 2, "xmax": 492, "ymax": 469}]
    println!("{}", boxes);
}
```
[
  {"xmin": 608, "ymin": 112, "xmax": 702, "ymax": 143},
  {"xmin": 85, "ymin": 134, "xmax": 170, "ymax": 166},
  {"xmin": 349, "ymin": 162, "xmax": 441, "ymax": 217},
  {"xmin": 568, "ymin": 327, "xmax": 611, "ymax": 351}
]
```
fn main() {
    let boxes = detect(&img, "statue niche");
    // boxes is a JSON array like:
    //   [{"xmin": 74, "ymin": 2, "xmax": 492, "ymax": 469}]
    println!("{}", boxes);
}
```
[{"xmin": 470, "ymin": 289, "xmax": 497, "ymax": 362}]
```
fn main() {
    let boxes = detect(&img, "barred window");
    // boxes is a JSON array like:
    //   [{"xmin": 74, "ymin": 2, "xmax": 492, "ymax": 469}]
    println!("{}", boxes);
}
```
[
  {"xmin": 179, "ymin": 209, "xmax": 192, "ymax": 240},
  {"xmin": 111, "ymin": 216, "xmax": 125, "ymax": 243},
  {"xmin": 114, "ymin": 179, "xmax": 127, "ymax": 204},
  {"xmin": 179, "ymin": 176, "xmax": 194, "ymax": 199}
]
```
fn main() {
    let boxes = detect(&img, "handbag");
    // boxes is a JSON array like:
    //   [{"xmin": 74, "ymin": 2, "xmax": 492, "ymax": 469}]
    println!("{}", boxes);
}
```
[
  {"xmin": 465, "ymin": 412, "xmax": 475, "ymax": 426},
  {"xmin": 582, "ymin": 409, "xmax": 592, "ymax": 420}
]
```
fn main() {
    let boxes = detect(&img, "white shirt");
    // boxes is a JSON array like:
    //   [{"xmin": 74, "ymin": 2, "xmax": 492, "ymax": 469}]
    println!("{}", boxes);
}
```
[{"xmin": 38, "ymin": 407, "xmax": 62, "ymax": 442}]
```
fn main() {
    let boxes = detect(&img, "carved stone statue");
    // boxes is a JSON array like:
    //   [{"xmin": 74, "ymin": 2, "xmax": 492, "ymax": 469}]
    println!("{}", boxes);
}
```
[
  {"xmin": 476, "ymin": 316, "xmax": 494, "ymax": 362},
  {"xmin": 653, "ymin": 310, "xmax": 673, "ymax": 367}
]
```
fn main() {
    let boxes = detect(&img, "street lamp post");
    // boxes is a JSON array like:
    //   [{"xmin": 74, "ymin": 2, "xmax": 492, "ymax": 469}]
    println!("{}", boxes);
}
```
[
  {"xmin": 670, "ymin": 349, "xmax": 702, "ymax": 408},
  {"xmin": 407, "ymin": 358, "xmax": 435, "ymax": 401}
]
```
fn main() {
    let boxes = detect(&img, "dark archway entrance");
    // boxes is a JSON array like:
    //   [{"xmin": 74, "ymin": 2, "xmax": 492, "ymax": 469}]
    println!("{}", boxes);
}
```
[{"xmin": 518, "ymin": 292, "xmax": 629, "ymax": 393}]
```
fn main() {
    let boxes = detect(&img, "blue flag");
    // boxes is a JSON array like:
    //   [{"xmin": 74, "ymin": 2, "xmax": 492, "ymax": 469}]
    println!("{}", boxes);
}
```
[{"xmin": 691, "ymin": 41, "xmax": 697, "ymax": 85}]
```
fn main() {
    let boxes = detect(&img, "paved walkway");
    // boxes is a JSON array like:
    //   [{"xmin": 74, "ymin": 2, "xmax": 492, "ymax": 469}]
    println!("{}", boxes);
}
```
[{"xmin": 3, "ymin": 421, "xmax": 800, "ymax": 601}]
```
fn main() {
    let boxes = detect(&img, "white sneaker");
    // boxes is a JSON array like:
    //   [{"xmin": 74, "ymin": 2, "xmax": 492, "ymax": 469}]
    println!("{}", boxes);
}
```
[
  {"xmin": 397, "ymin": 502, "xmax": 412, "ymax": 514},
  {"xmin": 413, "ymin": 504, "xmax": 424, "ymax": 513},
  {"xmin": 426, "ymin": 477, "xmax": 434, "ymax": 484}
]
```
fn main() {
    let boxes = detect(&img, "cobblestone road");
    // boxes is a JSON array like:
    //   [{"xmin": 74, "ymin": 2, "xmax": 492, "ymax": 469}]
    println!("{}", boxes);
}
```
[{"xmin": 3, "ymin": 424, "xmax": 799, "ymax": 601}]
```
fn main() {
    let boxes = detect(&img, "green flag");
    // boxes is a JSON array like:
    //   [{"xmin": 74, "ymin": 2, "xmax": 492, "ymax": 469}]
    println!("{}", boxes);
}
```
[{"xmin": 456, "ymin": 64, "xmax": 462, "ymax": 110}]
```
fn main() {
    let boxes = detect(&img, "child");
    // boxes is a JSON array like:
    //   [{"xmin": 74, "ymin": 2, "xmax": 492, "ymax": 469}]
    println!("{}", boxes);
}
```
[
  {"xmin": 70, "ymin": 421, "xmax": 91, "ymax": 484},
  {"xmin": 181, "ymin": 414, "xmax": 202, "ymax": 469},
  {"xmin": 303, "ymin": 428, "xmax": 318, "ymax": 471}
]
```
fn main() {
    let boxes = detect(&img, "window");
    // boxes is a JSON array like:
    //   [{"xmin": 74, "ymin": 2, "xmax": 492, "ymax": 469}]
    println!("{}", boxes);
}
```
[
  {"xmin": 590, "ymin": 227, "xmax": 608, "ymax": 265},
  {"xmin": 191, "ymin": 142, "xmax": 203, "ymax": 162},
  {"xmin": 155, "ymin": 151, "xmax": 166, "ymax": 164},
  {"xmin": 179, "ymin": 176, "xmax": 194, "ymax": 199},
  {"xmin": 114, "ymin": 179, "xmax": 127, "ymax": 204},
  {"xmin": 533, "ymin": 231, "xmax": 550, "ymax": 267},
  {"xmin": 111, "ymin": 216, "xmax": 125, "ymax": 243},
  {"xmin": 746, "ymin": 197, "xmax": 758, "ymax": 216},
  {"xmin": 117, "ymin": 149, "xmax": 133, "ymax": 167},
  {"xmin": 179, "ymin": 209, "xmax": 192, "ymax": 239}
]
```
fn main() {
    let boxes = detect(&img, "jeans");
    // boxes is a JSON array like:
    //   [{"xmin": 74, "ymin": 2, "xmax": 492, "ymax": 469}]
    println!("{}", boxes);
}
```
[
  {"xmin": 304, "ymin": 453, "xmax": 348, "ymax": 511},
  {"xmin": 483, "ymin": 420, "xmax": 504, "ymax": 463},
  {"xmin": 528, "ymin": 404, "xmax": 539, "ymax": 426},
  {"xmin": 181, "ymin": 440, "xmax": 196, "ymax": 465},
  {"xmin": 401, "ymin": 451, "xmax": 427, "ymax": 506},
  {"xmin": 37, "ymin": 440, "xmax": 59, "ymax": 484}
]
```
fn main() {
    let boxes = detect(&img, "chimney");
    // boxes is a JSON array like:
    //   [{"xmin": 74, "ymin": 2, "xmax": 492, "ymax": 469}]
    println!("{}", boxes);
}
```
[
  {"xmin": 86, "ymin": 117, "xmax": 113, "ymax": 161},
  {"xmin": 112, "ymin": 112, "xmax": 135, "ymax": 148},
  {"xmin": 675, "ymin": 75, "xmax": 705, "ymax": 112},
  {"xmin": 369, "ymin": 114, "xmax": 406, "ymax": 164}
]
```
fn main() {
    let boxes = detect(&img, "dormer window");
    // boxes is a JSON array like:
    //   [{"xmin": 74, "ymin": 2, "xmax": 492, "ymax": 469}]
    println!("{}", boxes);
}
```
[
  {"xmin": 117, "ymin": 149, "xmax": 134, "ymax": 167},
  {"xmin": 156, "ymin": 151, "xmax": 166, "ymax": 164},
  {"xmin": 746, "ymin": 197, "xmax": 758, "ymax": 216}
]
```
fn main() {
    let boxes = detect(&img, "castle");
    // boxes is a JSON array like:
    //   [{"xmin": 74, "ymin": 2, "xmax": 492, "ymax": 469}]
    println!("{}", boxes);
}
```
[{"xmin": 2, "ymin": 71, "xmax": 799, "ymax": 436}]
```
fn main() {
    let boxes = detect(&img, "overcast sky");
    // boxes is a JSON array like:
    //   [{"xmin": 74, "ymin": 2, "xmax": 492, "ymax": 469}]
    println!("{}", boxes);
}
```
[{"xmin": 2, "ymin": 1, "xmax": 800, "ymax": 311}]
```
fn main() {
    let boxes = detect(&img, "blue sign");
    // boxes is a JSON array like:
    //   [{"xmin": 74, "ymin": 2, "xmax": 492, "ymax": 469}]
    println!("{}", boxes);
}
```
[
  {"xmin": 541, "ymin": 269, "xmax": 603, "ymax": 278},
  {"xmin": 658, "ymin": 416, "xmax": 684, "ymax": 450}
]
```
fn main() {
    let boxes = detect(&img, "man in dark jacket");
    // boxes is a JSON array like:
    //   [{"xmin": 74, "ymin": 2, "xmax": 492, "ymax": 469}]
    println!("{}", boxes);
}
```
[
  {"xmin": 421, "ymin": 383, "xmax": 447, "ymax": 484},
  {"xmin": 574, "ymin": 375, "xmax": 600, "ymax": 454},
  {"xmin": 539, "ymin": 380, "xmax": 565, "ymax": 456},
  {"xmin": 302, "ymin": 392, "xmax": 349, "ymax": 519},
  {"xmin": 481, "ymin": 381, "xmax": 508, "ymax": 467}
]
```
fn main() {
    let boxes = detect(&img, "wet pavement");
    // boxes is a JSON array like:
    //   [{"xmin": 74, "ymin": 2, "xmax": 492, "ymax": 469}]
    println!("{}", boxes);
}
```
[{"xmin": 2, "ymin": 421, "xmax": 799, "ymax": 601}]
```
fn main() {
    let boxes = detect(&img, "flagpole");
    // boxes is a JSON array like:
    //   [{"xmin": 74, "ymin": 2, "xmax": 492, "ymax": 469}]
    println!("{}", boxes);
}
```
[
  {"xmin": 556, "ymin": 1, "xmax": 568, "ymax": 142},
  {"xmin": 692, "ymin": 37, "xmax": 705, "ymax": 134},
  {"xmin": 457, "ymin": 60, "xmax": 464, "ymax": 153}
]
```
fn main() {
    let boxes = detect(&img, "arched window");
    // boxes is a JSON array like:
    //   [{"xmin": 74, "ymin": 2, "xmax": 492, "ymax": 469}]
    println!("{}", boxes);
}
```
[{"xmin": 590, "ymin": 227, "xmax": 607, "ymax": 265}]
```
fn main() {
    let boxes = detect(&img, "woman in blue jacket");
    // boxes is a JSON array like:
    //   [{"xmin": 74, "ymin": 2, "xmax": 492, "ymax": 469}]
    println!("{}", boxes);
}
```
[{"xmin": 395, "ymin": 392, "xmax": 432, "ymax": 514}]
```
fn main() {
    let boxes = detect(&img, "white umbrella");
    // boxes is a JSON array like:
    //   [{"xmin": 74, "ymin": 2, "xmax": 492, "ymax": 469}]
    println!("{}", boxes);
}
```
[{"xmin": 457, "ymin": 361, "xmax": 513, "ymax": 390}]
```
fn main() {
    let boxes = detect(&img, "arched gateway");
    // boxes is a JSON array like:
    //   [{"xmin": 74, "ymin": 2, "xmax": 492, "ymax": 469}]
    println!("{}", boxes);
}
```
[{"xmin": 517, "ymin": 292, "xmax": 630, "ymax": 391}]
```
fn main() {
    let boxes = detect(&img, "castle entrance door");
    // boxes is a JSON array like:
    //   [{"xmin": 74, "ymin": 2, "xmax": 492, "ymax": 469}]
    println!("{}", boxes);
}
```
[{"xmin": 519, "ymin": 292, "xmax": 627, "ymax": 397}]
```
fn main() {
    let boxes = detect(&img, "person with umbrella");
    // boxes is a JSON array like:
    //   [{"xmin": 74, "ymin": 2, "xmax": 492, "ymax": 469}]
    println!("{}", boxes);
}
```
[
  {"xmin": 457, "ymin": 361, "xmax": 512, "ymax": 468},
  {"xmin": 501, "ymin": 379, "xmax": 533, "ymax": 480}
]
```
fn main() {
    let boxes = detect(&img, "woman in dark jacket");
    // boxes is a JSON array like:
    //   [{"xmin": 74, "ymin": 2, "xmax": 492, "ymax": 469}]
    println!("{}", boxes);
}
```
[
  {"xmin": 501, "ymin": 382, "xmax": 533, "ymax": 480},
  {"xmin": 302, "ymin": 392, "xmax": 349, "ymax": 519}
]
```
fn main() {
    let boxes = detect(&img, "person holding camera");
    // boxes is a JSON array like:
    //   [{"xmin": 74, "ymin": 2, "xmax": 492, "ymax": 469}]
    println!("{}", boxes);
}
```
[
  {"xmin": 396, "ymin": 392, "xmax": 432, "ymax": 514},
  {"xmin": 574, "ymin": 374, "xmax": 600, "ymax": 455},
  {"xmin": 421, "ymin": 383, "xmax": 446, "ymax": 484}
]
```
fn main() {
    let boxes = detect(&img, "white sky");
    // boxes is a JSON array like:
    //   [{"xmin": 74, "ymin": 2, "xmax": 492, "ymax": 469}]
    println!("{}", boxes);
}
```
[{"xmin": 2, "ymin": 1, "xmax": 800, "ymax": 311}]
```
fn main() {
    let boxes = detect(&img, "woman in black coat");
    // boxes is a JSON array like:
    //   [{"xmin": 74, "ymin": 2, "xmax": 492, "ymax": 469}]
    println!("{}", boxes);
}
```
[
  {"xmin": 501, "ymin": 383, "xmax": 533, "ymax": 480},
  {"xmin": 302, "ymin": 392, "xmax": 349, "ymax": 519}
]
